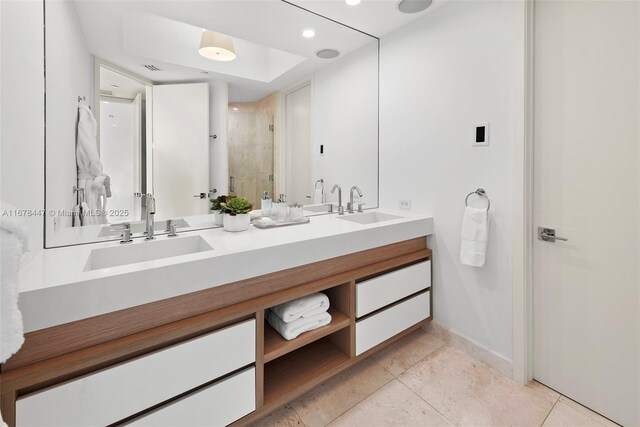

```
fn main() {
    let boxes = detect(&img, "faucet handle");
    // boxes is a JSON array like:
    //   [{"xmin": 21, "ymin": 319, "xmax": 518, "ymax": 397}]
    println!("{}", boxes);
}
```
[
  {"xmin": 327, "ymin": 203, "xmax": 334, "ymax": 213},
  {"xmin": 357, "ymin": 203, "xmax": 366, "ymax": 213},
  {"xmin": 118, "ymin": 222, "xmax": 132, "ymax": 244},
  {"xmin": 167, "ymin": 222, "xmax": 178, "ymax": 238}
]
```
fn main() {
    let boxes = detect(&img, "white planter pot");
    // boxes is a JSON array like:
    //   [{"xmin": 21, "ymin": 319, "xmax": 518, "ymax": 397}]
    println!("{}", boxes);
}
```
[
  {"xmin": 223, "ymin": 213, "xmax": 250, "ymax": 232},
  {"xmin": 213, "ymin": 210, "xmax": 224, "ymax": 226}
]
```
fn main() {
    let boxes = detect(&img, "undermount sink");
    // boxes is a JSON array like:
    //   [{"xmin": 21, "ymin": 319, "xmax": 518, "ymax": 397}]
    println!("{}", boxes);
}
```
[
  {"xmin": 84, "ymin": 235, "xmax": 213, "ymax": 271},
  {"xmin": 337, "ymin": 212, "xmax": 404, "ymax": 225}
]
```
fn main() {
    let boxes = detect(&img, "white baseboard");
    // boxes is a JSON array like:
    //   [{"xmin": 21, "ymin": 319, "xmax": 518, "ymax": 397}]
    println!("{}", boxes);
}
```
[{"xmin": 423, "ymin": 321, "xmax": 513, "ymax": 379}]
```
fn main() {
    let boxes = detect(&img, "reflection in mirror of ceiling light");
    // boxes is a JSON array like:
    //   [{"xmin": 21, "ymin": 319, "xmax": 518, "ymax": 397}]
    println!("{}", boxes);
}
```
[
  {"xmin": 345, "ymin": 0, "xmax": 362, "ymax": 5},
  {"xmin": 232, "ymin": 107, "xmax": 239, "ymax": 111},
  {"xmin": 199, "ymin": 31, "xmax": 236, "ymax": 62},
  {"xmin": 110, "ymin": 84, "xmax": 119, "ymax": 88},
  {"xmin": 302, "ymin": 29, "xmax": 315, "ymax": 38}
]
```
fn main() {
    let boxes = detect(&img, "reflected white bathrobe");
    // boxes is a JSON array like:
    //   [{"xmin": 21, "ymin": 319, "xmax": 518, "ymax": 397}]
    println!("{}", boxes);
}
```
[{"xmin": 76, "ymin": 104, "xmax": 110, "ymax": 225}]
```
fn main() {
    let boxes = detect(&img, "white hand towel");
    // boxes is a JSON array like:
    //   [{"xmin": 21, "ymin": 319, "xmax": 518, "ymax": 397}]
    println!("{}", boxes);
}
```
[
  {"xmin": 460, "ymin": 206, "xmax": 489, "ymax": 267},
  {"xmin": 267, "ymin": 310, "xmax": 332, "ymax": 341},
  {"xmin": 313, "ymin": 188, "xmax": 323, "ymax": 204},
  {"xmin": 271, "ymin": 292, "xmax": 329, "ymax": 323},
  {"xmin": 0, "ymin": 203, "xmax": 28, "ymax": 364}
]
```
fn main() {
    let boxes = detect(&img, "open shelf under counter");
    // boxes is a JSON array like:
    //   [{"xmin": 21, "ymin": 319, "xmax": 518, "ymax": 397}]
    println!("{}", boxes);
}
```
[
  {"xmin": 264, "ymin": 338, "xmax": 350, "ymax": 406},
  {"xmin": 263, "ymin": 307, "xmax": 350, "ymax": 363}
]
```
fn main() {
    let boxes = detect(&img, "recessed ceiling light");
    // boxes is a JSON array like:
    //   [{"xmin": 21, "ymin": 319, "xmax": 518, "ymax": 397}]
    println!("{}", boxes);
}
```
[
  {"xmin": 345, "ymin": 0, "xmax": 361, "ymax": 5},
  {"xmin": 199, "ymin": 30, "xmax": 236, "ymax": 62},
  {"xmin": 316, "ymin": 49, "xmax": 340, "ymax": 59},
  {"xmin": 397, "ymin": 0, "xmax": 432, "ymax": 14},
  {"xmin": 302, "ymin": 29, "xmax": 316, "ymax": 38}
]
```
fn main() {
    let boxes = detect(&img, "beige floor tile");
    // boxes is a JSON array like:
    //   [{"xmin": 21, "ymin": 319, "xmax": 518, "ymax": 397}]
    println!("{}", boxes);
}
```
[
  {"xmin": 290, "ymin": 357, "xmax": 394, "ymax": 427},
  {"xmin": 556, "ymin": 396, "xmax": 619, "ymax": 427},
  {"xmin": 251, "ymin": 405, "xmax": 306, "ymax": 427},
  {"xmin": 542, "ymin": 401, "xmax": 611, "ymax": 427},
  {"xmin": 371, "ymin": 330, "xmax": 445, "ymax": 377},
  {"xmin": 398, "ymin": 346, "xmax": 556, "ymax": 426},
  {"xmin": 327, "ymin": 379, "xmax": 452, "ymax": 427},
  {"xmin": 528, "ymin": 380, "xmax": 562, "ymax": 403}
]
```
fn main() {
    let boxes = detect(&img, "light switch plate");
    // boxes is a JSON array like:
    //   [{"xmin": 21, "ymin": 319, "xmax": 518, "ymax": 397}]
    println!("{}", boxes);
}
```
[{"xmin": 473, "ymin": 122, "xmax": 490, "ymax": 147}]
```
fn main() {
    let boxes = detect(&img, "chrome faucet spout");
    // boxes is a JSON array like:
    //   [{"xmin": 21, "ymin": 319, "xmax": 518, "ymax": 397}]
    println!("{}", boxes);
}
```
[
  {"xmin": 331, "ymin": 184, "xmax": 344, "ymax": 215},
  {"xmin": 348, "ymin": 186, "xmax": 363, "ymax": 214}
]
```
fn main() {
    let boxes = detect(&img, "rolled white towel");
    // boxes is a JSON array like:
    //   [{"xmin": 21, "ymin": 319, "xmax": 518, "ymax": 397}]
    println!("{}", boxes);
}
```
[
  {"xmin": 460, "ymin": 206, "xmax": 489, "ymax": 267},
  {"xmin": 271, "ymin": 292, "xmax": 329, "ymax": 323},
  {"xmin": 267, "ymin": 310, "xmax": 332, "ymax": 341}
]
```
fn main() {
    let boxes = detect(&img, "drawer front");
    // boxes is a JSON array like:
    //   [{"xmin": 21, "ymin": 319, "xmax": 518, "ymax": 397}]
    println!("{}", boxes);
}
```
[
  {"xmin": 356, "ymin": 291, "xmax": 430, "ymax": 356},
  {"xmin": 16, "ymin": 319, "xmax": 255, "ymax": 427},
  {"xmin": 356, "ymin": 261, "xmax": 431, "ymax": 318},
  {"xmin": 129, "ymin": 366, "xmax": 256, "ymax": 426}
]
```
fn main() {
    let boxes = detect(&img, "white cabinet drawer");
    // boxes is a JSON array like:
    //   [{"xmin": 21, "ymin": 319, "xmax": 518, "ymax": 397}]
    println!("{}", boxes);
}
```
[
  {"xmin": 356, "ymin": 261, "xmax": 431, "ymax": 318},
  {"xmin": 356, "ymin": 291, "xmax": 430, "ymax": 356},
  {"xmin": 129, "ymin": 366, "xmax": 256, "ymax": 427},
  {"xmin": 16, "ymin": 319, "xmax": 256, "ymax": 427}
]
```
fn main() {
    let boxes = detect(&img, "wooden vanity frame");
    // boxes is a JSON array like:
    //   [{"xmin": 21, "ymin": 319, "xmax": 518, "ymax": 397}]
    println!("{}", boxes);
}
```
[{"xmin": 0, "ymin": 237, "xmax": 432, "ymax": 426}]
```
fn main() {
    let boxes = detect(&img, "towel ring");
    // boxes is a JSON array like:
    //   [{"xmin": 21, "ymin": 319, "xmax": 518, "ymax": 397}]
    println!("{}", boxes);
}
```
[{"xmin": 465, "ymin": 188, "xmax": 490, "ymax": 211}]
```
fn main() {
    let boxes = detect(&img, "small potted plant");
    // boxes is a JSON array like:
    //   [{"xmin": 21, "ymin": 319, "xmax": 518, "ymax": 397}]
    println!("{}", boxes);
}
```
[
  {"xmin": 210, "ymin": 195, "xmax": 232, "ymax": 226},
  {"xmin": 221, "ymin": 197, "xmax": 253, "ymax": 232}
]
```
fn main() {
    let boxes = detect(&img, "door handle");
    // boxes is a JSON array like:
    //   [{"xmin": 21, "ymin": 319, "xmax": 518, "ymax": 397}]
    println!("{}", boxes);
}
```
[
  {"xmin": 229, "ymin": 176, "xmax": 235, "ymax": 193},
  {"xmin": 538, "ymin": 227, "xmax": 568, "ymax": 243},
  {"xmin": 193, "ymin": 193, "xmax": 207, "ymax": 199}
]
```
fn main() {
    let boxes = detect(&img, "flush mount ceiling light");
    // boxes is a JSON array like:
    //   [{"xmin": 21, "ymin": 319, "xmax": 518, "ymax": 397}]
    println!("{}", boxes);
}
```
[
  {"xmin": 345, "ymin": 0, "xmax": 362, "ymax": 5},
  {"xmin": 397, "ymin": 0, "xmax": 433, "ymax": 14},
  {"xmin": 302, "ymin": 29, "xmax": 316, "ymax": 38},
  {"xmin": 316, "ymin": 49, "xmax": 340, "ymax": 59},
  {"xmin": 199, "ymin": 30, "xmax": 236, "ymax": 62}
]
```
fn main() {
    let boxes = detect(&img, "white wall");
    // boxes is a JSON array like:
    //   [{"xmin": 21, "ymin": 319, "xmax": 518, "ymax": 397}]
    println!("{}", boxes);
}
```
[
  {"xmin": 311, "ymin": 40, "xmax": 379, "ymax": 208},
  {"xmin": 0, "ymin": 0, "xmax": 45, "ymax": 251},
  {"xmin": 45, "ymin": 1, "xmax": 94, "ymax": 228},
  {"xmin": 379, "ymin": 0, "xmax": 518, "ymax": 360}
]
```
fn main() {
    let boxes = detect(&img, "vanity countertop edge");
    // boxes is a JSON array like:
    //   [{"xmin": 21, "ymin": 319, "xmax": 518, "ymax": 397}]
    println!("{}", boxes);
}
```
[{"xmin": 18, "ymin": 209, "xmax": 434, "ymax": 333}]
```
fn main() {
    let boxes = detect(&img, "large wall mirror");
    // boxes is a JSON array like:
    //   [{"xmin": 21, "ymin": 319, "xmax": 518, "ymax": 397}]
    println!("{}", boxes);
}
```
[{"xmin": 44, "ymin": 0, "xmax": 379, "ymax": 247}]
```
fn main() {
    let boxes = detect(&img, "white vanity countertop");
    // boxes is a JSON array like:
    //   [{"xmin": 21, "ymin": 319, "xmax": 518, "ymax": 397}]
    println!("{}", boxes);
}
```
[{"xmin": 19, "ymin": 209, "xmax": 433, "ymax": 332}]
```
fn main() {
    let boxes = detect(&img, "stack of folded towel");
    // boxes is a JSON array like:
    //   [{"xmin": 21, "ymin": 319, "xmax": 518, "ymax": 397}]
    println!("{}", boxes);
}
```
[{"xmin": 267, "ymin": 293, "xmax": 332, "ymax": 341}]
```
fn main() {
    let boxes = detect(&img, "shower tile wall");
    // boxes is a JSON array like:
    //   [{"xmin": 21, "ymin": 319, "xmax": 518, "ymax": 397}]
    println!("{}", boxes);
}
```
[{"xmin": 228, "ymin": 93, "xmax": 277, "ymax": 206}]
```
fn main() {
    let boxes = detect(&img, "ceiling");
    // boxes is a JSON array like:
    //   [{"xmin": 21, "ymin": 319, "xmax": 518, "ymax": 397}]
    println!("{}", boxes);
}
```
[
  {"xmin": 286, "ymin": 0, "xmax": 435, "ymax": 38},
  {"xmin": 71, "ymin": 1, "xmax": 378, "ymax": 102}
]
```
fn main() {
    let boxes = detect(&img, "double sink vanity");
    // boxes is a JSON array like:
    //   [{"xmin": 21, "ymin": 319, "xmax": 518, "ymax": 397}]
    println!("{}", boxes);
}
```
[{"xmin": 1, "ymin": 210, "xmax": 433, "ymax": 426}]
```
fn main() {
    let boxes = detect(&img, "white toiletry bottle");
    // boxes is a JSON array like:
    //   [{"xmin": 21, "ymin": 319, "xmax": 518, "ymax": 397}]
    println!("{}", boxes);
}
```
[{"xmin": 261, "ymin": 191, "xmax": 272, "ymax": 216}]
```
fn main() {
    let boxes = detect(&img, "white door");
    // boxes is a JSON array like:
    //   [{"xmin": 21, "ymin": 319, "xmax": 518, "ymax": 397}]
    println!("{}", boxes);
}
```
[
  {"xmin": 285, "ymin": 84, "xmax": 312, "ymax": 204},
  {"xmin": 152, "ymin": 83, "xmax": 209, "ymax": 219},
  {"xmin": 533, "ymin": 1, "xmax": 639, "ymax": 426}
]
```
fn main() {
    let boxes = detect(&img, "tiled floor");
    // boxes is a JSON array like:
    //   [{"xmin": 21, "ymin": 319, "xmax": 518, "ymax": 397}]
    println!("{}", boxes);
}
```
[{"xmin": 251, "ymin": 329, "xmax": 619, "ymax": 427}]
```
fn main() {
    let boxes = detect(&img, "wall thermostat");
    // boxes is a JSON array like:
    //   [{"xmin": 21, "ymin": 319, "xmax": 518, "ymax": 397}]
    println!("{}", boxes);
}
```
[{"xmin": 473, "ymin": 123, "xmax": 490, "ymax": 147}]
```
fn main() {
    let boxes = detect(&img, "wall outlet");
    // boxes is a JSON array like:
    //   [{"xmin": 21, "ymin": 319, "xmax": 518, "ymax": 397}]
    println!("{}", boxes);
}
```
[{"xmin": 399, "ymin": 199, "xmax": 412, "ymax": 210}]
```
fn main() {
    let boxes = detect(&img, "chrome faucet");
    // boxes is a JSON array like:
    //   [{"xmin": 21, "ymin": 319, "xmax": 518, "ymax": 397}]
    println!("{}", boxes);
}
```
[
  {"xmin": 331, "ymin": 184, "xmax": 344, "ymax": 215},
  {"xmin": 114, "ymin": 223, "xmax": 132, "ymax": 244},
  {"xmin": 145, "ymin": 193, "xmax": 156, "ymax": 240},
  {"xmin": 347, "ymin": 186, "xmax": 363, "ymax": 214}
]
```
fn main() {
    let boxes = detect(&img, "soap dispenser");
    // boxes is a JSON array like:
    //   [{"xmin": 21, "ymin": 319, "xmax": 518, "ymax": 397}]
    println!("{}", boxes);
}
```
[{"xmin": 261, "ymin": 191, "xmax": 273, "ymax": 216}]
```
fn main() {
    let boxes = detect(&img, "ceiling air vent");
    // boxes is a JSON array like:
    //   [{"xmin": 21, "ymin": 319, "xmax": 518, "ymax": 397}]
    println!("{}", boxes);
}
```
[{"xmin": 143, "ymin": 64, "xmax": 162, "ymax": 71}]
